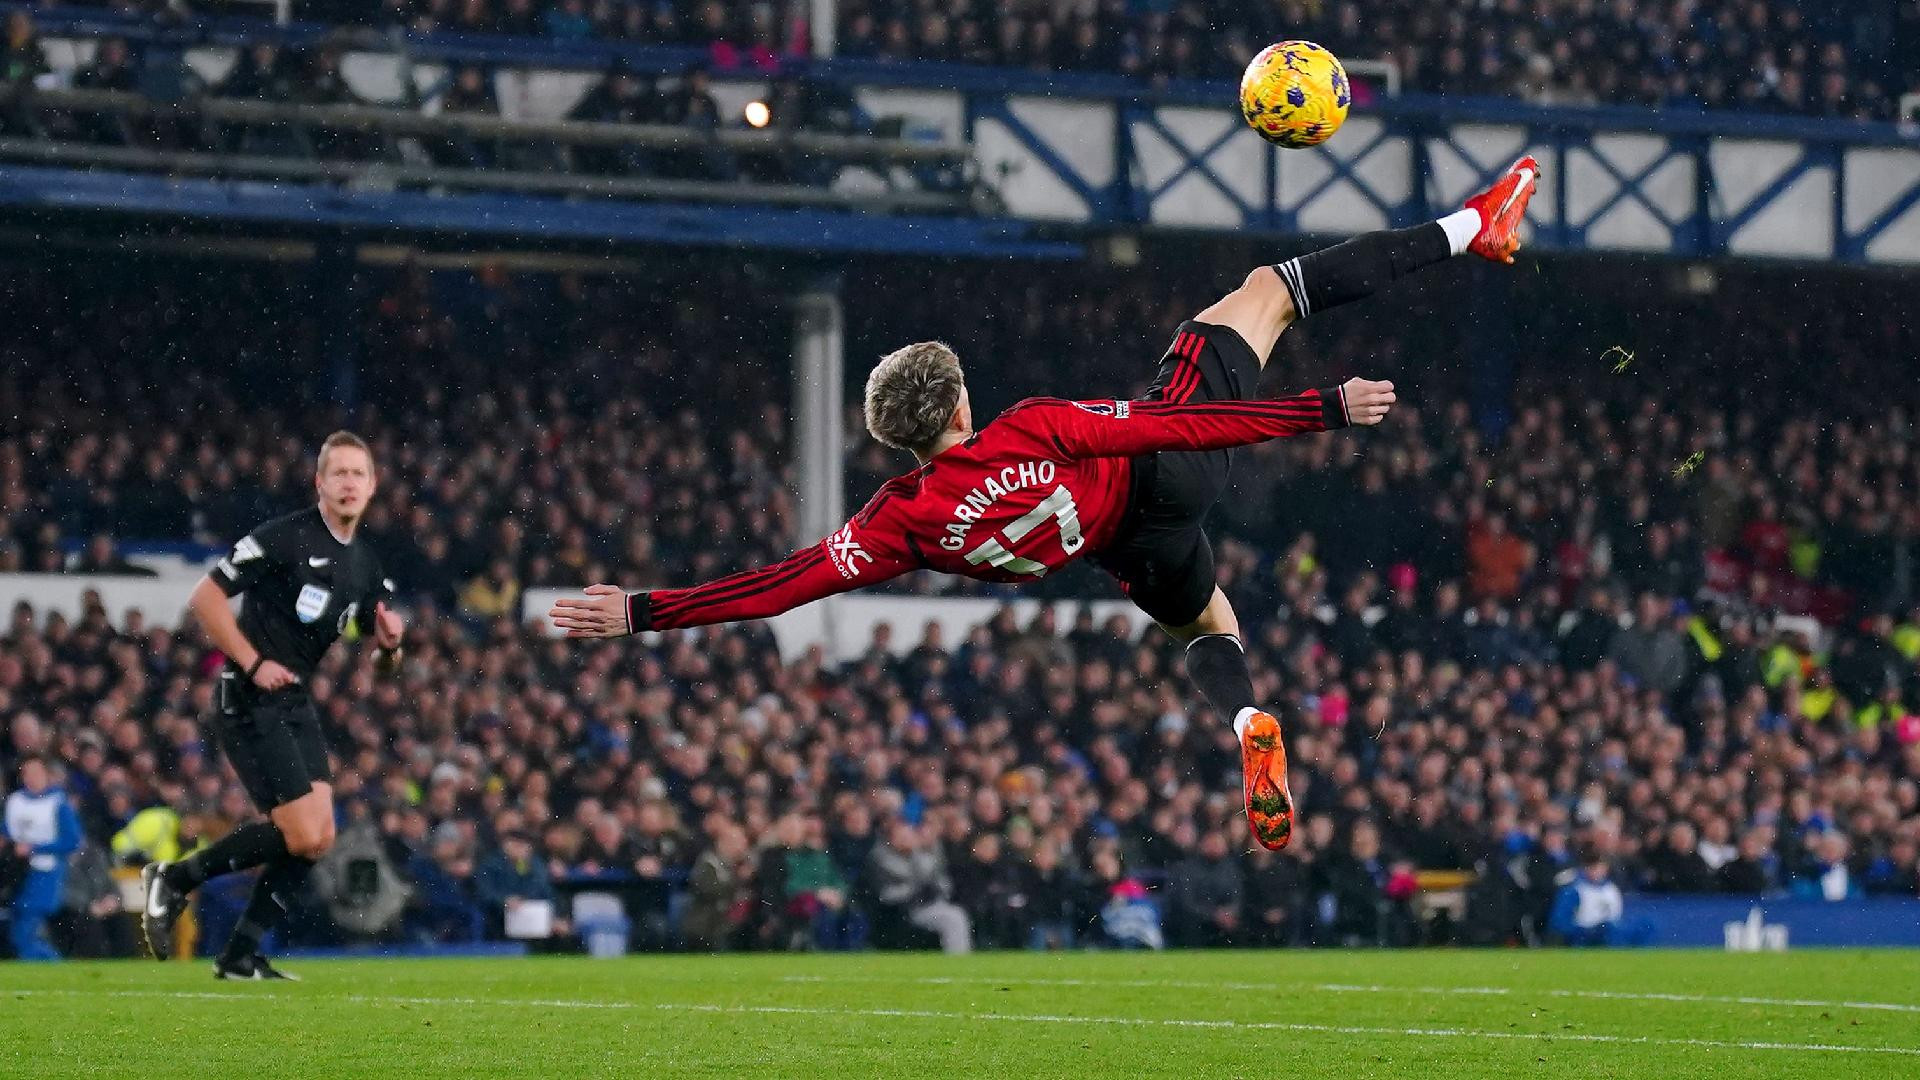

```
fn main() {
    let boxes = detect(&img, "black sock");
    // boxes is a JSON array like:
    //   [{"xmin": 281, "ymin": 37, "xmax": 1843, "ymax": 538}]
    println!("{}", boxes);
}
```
[
  {"xmin": 166, "ymin": 821, "xmax": 288, "ymax": 891},
  {"xmin": 1186, "ymin": 633, "xmax": 1257, "ymax": 724},
  {"xmin": 221, "ymin": 855, "xmax": 314, "ymax": 963},
  {"xmin": 1273, "ymin": 223, "xmax": 1453, "ymax": 319}
]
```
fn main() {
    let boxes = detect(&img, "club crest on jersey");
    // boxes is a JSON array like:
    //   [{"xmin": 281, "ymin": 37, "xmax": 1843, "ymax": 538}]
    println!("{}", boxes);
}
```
[
  {"xmin": 827, "ymin": 525, "xmax": 873, "ymax": 579},
  {"xmin": 295, "ymin": 584, "xmax": 332, "ymax": 624},
  {"xmin": 1072, "ymin": 400, "xmax": 1130, "ymax": 418}
]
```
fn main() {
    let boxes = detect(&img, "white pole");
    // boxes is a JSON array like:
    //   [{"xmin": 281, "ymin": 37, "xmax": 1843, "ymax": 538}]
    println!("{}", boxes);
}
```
[{"xmin": 792, "ymin": 277, "xmax": 846, "ymax": 650}]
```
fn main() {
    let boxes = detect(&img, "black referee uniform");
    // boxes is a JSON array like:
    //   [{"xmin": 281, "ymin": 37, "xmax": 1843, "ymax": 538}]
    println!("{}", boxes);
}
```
[{"xmin": 209, "ymin": 505, "xmax": 393, "ymax": 810}]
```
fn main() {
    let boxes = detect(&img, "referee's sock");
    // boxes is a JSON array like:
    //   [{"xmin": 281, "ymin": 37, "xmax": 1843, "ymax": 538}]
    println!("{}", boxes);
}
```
[
  {"xmin": 1185, "ymin": 633, "xmax": 1257, "ymax": 727},
  {"xmin": 1271, "ymin": 210, "xmax": 1479, "ymax": 320},
  {"xmin": 164, "ymin": 821, "xmax": 289, "ymax": 891},
  {"xmin": 220, "ymin": 855, "xmax": 315, "ymax": 964}
]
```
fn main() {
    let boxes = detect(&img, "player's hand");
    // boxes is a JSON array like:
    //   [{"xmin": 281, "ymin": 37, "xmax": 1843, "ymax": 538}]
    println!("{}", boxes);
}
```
[
  {"xmin": 251, "ymin": 659, "xmax": 298, "ymax": 691},
  {"xmin": 548, "ymin": 584, "xmax": 633, "ymax": 639},
  {"xmin": 1342, "ymin": 377, "xmax": 1396, "ymax": 426},
  {"xmin": 373, "ymin": 602, "xmax": 405, "ymax": 650}
]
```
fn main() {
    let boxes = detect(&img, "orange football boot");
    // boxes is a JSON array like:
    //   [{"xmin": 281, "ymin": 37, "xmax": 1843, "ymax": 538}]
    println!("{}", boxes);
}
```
[
  {"xmin": 1240, "ymin": 710, "xmax": 1295, "ymax": 850},
  {"xmin": 1463, "ymin": 154, "xmax": 1542, "ymax": 264}
]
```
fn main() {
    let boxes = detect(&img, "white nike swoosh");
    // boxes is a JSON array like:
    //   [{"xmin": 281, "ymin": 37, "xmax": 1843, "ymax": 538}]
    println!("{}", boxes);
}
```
[
  {"xmin": 1496, "ymin": 167, "xmax": 1536, "ymax": 221},
  {"xmin": 309, "ymin": 557, "xmax": 330, "ymax": 568},
  {"xmin": 146, "ymin": 875, "xmax": 167, "ymax": 918}
]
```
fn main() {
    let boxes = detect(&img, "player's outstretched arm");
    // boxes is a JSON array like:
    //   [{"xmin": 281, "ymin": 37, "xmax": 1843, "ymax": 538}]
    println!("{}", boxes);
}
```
[
  {"xmin": 1020, "ymin": 377, "xmax": 1394, "ymax": 462},
  {"xmin": 549, "ymin": 526, "xmax": 915, "ymax": 638}
]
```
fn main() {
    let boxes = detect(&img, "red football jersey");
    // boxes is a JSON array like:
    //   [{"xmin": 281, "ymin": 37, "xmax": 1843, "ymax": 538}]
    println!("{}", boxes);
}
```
[{"xmin": 631, "ymin": 391, "xmax": 1348, "ymax": 632}]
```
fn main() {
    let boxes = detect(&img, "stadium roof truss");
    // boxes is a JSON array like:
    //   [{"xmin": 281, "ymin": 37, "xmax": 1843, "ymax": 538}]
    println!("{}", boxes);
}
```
[{"xmin": 2, "ymin": 6, "xmax": 1917, "ymax": 266}]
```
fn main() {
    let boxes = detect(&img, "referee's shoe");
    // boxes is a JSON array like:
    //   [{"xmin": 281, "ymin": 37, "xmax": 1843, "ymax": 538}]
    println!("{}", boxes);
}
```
[
  {"xmin": 214, "ymin": 953, "xmax": 301, "ymax": 981},
  {"xmin": 139, "ymin": 862, "xmax": 187, "ymax": 960}
]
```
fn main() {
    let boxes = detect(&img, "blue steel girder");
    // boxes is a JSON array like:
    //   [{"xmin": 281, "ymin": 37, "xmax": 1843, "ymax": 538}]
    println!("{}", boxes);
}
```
[
  {"xmin": 968, "ymin": 94, "xmax": 1117, "ymax": 223},
  {"xmin": 1286, "ymin": 119, "xmax": 1415, "ymax": 230},
  {"xmin": 1705, "ymin": 141, "xmax": 1835, "ymax": 255},
  {"xmin": 1131, "ymin": 106, "xmax": 1259, "ymax": 222},
  {"xmin": 1561, "ymin": 131, "xmax": 1698, "ymax": 243},
  {"xmin": 1840, "ymin": 155, "xmax": 1920, "ymax": 262}
]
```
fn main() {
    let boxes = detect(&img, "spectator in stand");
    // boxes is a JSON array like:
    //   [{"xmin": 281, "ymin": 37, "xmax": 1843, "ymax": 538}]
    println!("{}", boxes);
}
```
[
  {"xmin": 1609, "ymin": 594, "xmax": 1691, "ymax": 697},
  {"xmin": 683, "ymin": 824, "xmax": 753, "ymax": 951},
  {"xmin": 866, "ymin": 820, "xmax": 970, "ymax": 954},
  {"xmin": 1015, "ymin": 840, "xmax": 1077, "ymax": 950},
  {"xmin": 1466, "ymin": 513, "xmax": 1532, "ymax": 600},
  {"xmin": 71, "ymin": 534, "xmax": 154, "ymax": 576},
  {"xmin": 474, "ymin": 830, "xmax": 557, "ymax": 940},
  {"xmin": 1168, "ymin": 829, "xmax": 1244, "ymax": 947},
  {"xmin": 1549, "ymin": 853, "xmax": 1652, "ymax": 947},
  {"xmin": 53, "ymin": 837, "xmax": 135, "ymax": 959},
  {"xmin": 3, "ymin": 758, "xmax": 82, "ymax": 960},
  {"xmin": 405, "ymin": 826, "xmax": 486, "ymax": 944},
  {"xmin": 1310, "ymin": 819, "xmax": 1388, "ymax": 947},
  {"xmin": 1, "ymin": 12, "xmax": 47, "ymax": 91},
  {"xmin": 1792, "ymin": 832, "xmax": 1862, "ymax": 902},
  {"xmin": 1644, "ymin": 822, "xmax": 1716, "ymax": 893},
  {"xmin": 780, "ymin": 813, "xmax": 850, "ymax": 950},
  {"xmin": 213, "ymin": 43, "xmax": 300, "ymax": 102}
]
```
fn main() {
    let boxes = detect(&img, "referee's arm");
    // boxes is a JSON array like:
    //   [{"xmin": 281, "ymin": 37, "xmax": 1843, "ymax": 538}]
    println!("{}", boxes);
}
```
[{"xmin": 188, "ymin": 576, "xmax": 295, "ymax": 690}]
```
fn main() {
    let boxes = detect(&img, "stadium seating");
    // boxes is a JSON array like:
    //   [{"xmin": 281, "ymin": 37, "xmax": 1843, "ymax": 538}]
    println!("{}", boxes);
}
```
[
  {"xmin": 3, "ymin": 249, "xmax": 1918, "ymax": 958},
  {"xmin": 11, "ymin": 0, "xmax": 1917, "ymax": 119}
]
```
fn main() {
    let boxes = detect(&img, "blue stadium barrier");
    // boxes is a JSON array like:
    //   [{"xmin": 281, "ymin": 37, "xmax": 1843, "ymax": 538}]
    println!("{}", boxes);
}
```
[
  {"xmin": 1632, "ymin": 896, "xmax": 1920, "ymax": 948},
  {"xmin": 0, "ymin": 164, "xmax": 1080, "ymax": 258},
  {"xmin": 281, "ymin": 942, "xmax": 531, "ymax": 959}
]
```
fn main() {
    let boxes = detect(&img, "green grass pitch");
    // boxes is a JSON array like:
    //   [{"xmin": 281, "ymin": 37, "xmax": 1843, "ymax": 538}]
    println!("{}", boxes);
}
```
[{"xmin": 6, "ymin": 950, "xmax": 1920, "ymax": 1078}]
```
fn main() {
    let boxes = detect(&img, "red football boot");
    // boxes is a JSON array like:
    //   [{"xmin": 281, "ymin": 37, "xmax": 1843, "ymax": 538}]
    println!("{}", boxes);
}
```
[
  {"xmin": 1463, "ymin": 155, "xmax": 1542, "ymax": 264},
  {"xmin": 1240, "ymin": 710, "xmax": 1295, "ymax": 851}
]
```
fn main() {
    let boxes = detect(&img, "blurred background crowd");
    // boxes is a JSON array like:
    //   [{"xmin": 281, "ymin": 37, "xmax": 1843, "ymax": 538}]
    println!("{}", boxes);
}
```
[
  {"xmin": 20, "ymin": 0, "xmax": 1920, "ymax": 120},
  {"xmin": 2, "ymin": 246, "xmax": 1918, "ymax": 959}
]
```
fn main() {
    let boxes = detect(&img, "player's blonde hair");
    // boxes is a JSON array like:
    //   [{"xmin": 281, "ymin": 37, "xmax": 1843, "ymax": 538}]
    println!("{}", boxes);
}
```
[
  {"xmin": 864, "ymin": 341, "xmax": 965, "ymax": 456},
  {"xmin": 317, "ymin": 430, "xmax": 375, "ymax": 476}
]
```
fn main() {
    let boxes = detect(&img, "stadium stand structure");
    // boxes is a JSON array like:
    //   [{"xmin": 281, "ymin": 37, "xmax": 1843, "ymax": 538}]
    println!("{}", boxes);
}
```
[{"xmin": 2, "ymin": 246, "xmax": 1917, "ymax": 957}]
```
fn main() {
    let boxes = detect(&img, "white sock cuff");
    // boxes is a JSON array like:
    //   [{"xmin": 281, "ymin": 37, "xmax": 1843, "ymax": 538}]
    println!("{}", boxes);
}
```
[
  {"xmin": 1439, "ymin": 208, "xmax": 1481, "ymax": 257},
  {"xmin": 1232, "ymin": 706, "xmax": 1261, "ymax": 740},
  {"xmin": 1186, "ymin": 632, "xmax": 1244, "ymax": 652}
]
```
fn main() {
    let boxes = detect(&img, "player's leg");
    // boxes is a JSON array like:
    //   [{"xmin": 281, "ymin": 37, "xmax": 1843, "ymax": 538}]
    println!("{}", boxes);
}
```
[
  {"xmin": 1158, "ymin": 587, "xmax": 1296, "ymax": 852},
  {"xmin": 1194, "ymin": 155, "xmax": 1542, "ymax": 364}
]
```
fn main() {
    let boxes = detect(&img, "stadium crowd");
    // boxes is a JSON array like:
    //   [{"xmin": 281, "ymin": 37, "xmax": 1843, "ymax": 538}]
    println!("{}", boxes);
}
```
[
  {"xmin": 3, "ymin": 254, "xmax": 1920, "ymax": 959},
  {"xmin": 27, "ymin": 0, "xmax": 1920, "ymax": 120}
]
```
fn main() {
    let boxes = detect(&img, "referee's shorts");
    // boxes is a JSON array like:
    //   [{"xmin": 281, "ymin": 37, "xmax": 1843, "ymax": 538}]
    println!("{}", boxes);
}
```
[
  {"xmin": 1092, "ymin": 319, "xmax": 1263, "ymax": 629},
  {"xmin": 215, "ymin": 670, "xmax": 331, "ymax": 811}
]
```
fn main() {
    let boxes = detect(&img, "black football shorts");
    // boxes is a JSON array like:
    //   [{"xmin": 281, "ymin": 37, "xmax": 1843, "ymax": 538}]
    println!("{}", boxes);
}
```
[
  {"xmin": 215, "ymin": 671, "xmax": 331, "ymax": 811},
  {"xmin": 1092, "ymin": 319, "xmax": 1264, "ymax": 628}
]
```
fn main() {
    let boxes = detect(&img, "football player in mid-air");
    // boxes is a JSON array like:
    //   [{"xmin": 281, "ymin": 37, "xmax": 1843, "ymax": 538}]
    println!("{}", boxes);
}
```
[{"xmin": 554, "ymin": 157, "xmax": 1541, "ymax": 851}]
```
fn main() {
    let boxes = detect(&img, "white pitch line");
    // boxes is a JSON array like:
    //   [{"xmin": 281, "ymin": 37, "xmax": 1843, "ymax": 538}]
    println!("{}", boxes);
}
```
[
  {"xmin": 778, "ymin": 973, "xmax": 1920, "ymax": 1015},
  {"xmin": 664, "ymin": 1002, "xmax": 1917, "ymax": 1056},
  {"xmin": 10, "ymin": 988, "xmax": 1920, "ymax": 1058}
]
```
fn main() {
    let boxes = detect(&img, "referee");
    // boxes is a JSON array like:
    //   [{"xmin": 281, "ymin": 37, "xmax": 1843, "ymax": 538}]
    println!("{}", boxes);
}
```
[{"xmin": 140, "ymin": 431, "xmax": 403, "ymax": 980}]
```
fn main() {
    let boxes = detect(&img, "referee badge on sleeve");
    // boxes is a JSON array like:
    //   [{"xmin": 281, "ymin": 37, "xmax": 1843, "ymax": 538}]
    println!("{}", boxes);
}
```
[{"xmin": 295, "ymin": 584, "xmax": 332, "ymax": 624}]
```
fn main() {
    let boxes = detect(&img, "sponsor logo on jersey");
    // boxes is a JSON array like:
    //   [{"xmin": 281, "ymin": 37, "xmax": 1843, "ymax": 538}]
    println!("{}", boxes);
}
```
[
  {"xmin": 231, "ymin": 536, "xmax": 264, "ymax": 563},
  {"xmin": 1072, "ymin": 400, "xmax": 1129, "ymax": 418},
  {"xmin": 308, "ymin": 557, "xmax": 331, "ymax": 568},
  {"xmin": 827, "ymin": 524, "xmax": 874, "ymax": 579},
  {"xmin": 295, "ymin": 584, "xmax": 332, "ymax": 624}
]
